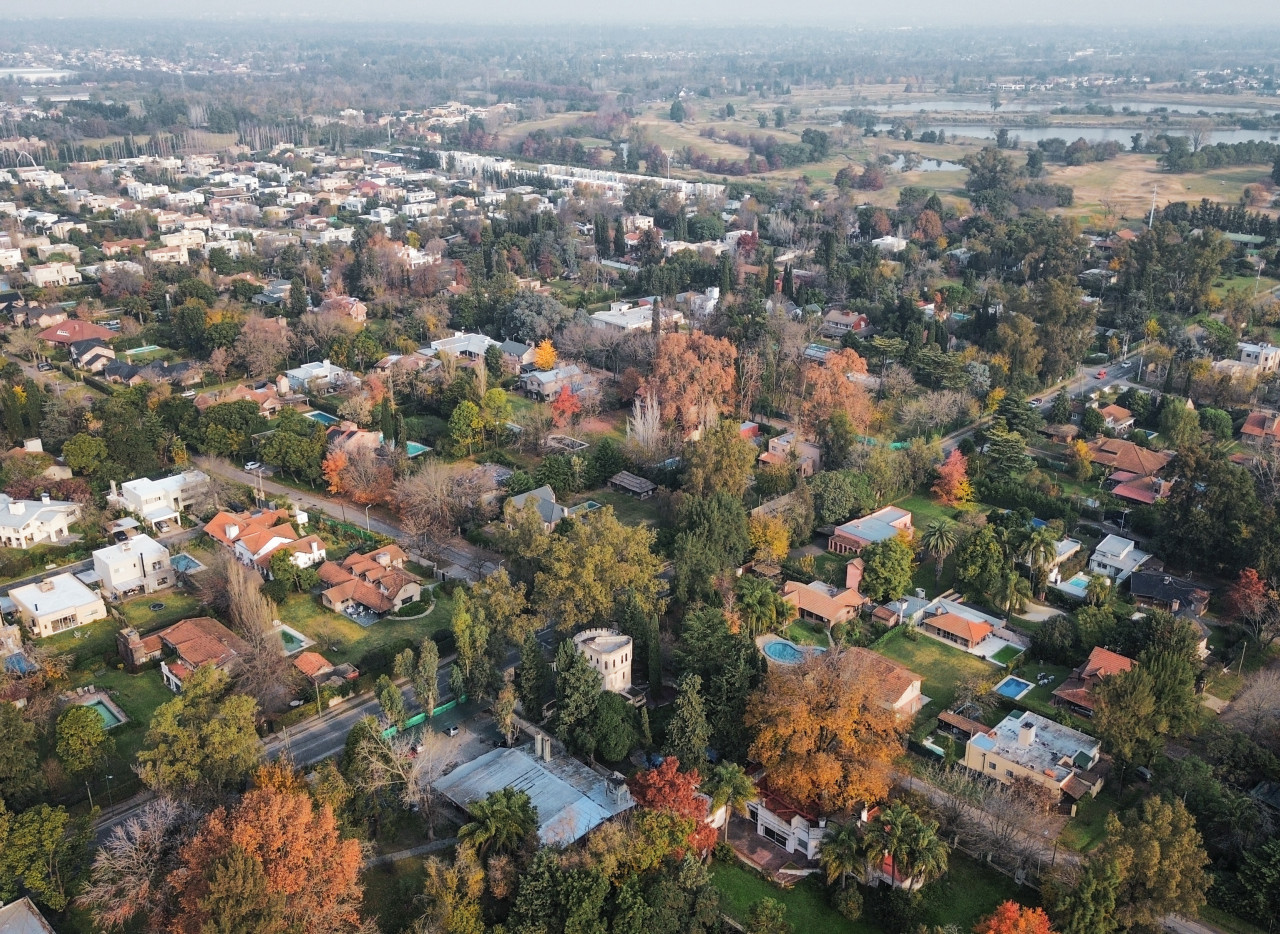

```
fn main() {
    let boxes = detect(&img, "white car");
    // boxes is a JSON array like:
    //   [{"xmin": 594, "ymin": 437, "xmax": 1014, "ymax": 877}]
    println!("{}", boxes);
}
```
[{"xmin": 244, "ymin": 461, "xmax": 262, "ymax": 471}]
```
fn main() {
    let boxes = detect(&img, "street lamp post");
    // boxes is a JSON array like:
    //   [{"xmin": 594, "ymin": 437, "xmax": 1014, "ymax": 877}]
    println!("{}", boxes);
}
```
[
  {"xmin": 85, "ymin": 780, "xmax": 94, "ymax": 809},
  {"xmin": 105, "ymin": 774, "xmax": 114, "ymax": 807},
  {"xmin": 364, "ymin": 504, "xmax": 373, "ymax": 532}
]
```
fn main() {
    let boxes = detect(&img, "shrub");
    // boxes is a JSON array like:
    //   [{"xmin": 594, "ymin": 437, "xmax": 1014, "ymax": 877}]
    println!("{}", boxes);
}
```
[{"xmin": 832, "ymin": 886, "xmax": 863, "ymax": 921}]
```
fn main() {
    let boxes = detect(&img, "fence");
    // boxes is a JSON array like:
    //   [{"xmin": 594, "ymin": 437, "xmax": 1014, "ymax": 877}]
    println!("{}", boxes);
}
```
[{"xmin": 378, "ymin": 696, "xmax": 468, "ymax": 739}]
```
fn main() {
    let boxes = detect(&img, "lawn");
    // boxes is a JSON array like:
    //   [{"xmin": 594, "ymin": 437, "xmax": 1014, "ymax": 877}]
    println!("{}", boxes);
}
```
[
  {"xmin": 712, "ymin": 851, "xmax": 1030, "ymax": 933},
  {"xmin": 786, "ymin": 619, "xmax": 830, "ymax": 646},
  {"xmin": 70, "ymin": 665, "xmax": 173, "ymax": 766},
  {"xmin": 1002, "ymin": 662, "xmax": 1086, "ymax": 728},
  {"xmin": 1059, "ymin": 783, "xmax": 1142, "ymax": 853},
  {"xmin": 569, "ymin": 487, "xmax": 664, "ymax": 528},
  {"xmin": 360, "ymin": 856, "xmax": 430, "ymax": 934},
  {"xmin": 277, "ymin": 589, "xmax": 455, "ymax": 671},
  {"xmin": 117, "ymin": 589, "xmax": 207, "ymax": 631},
  {"xmin": 872, "ymin": 627, "xmax": 998, "ymax": 727},
  {"xmin": 893, "ymin": 492, "xmax": 977, "ymax": 530}
]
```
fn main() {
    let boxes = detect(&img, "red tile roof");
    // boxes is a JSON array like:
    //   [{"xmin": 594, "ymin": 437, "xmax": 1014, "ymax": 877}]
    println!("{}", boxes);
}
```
[
  {"xmin": 293, "ymin": 651, "xmax": 334, "ymax": 679},
  {"xmin": 38, "ymin": 320, "xmax": 116, "ymax": 345},
  {"xmin": 923, "ymin": 612, "xmax": 993, "ymax": 646},
  {"xmin": 158, "ymin": 616, "xmax": 247, "ymax": 671}
]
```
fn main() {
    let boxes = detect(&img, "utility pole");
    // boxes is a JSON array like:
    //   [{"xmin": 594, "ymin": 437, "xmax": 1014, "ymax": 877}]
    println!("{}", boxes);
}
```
[{"xmin": 1147, "ymin": 185, "xmax": 1158, "ymax": 230}]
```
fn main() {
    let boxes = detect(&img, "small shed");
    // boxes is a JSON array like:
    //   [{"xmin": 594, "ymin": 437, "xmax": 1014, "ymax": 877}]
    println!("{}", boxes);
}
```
[{"xmin": 607, "ymin": 470, "xmax": 657, "ymax": 500}]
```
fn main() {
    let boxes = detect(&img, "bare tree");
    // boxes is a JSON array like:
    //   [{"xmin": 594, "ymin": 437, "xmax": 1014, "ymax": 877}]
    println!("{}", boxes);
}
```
[
  {"xmin": 77, "ymin": 797, "xmax": 197, "ymax": 931},
  {"xmin": 393, "ymin": 461, "xmax": 465, "ymax": 563},
  {"xmin": 1224, "ymin": 669, "xmax": 1280, "ymax": 743},
  {"xmin": 226, "ymin": 559, "xmax": 291, "ymax": 717},
  {"xmin": 626, "ymin": 394, "xmax": 665, "ymax": 460},
  {"xmin": 353, "ymin": 729, "xmax": 449, "ymax": 839}
]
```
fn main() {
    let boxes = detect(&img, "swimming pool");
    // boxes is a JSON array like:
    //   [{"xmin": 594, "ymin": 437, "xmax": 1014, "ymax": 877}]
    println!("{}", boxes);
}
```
[
  {"xmin": 1054, "ymin": 572, "xmax": 1093, "ymax": 600},
  {"xmin": 86, "ymin": 698, "xmax": 123, "ymax": 728},
  {"xmin": 762, "ymin": 638, "xmax": 825, "ymax": 665},
  {"xmin": 277, "ymin": 623, "xmax": 313, "ymax": 655},
  {"xmin": 171, "ymin": 553, "xmax": 205, "ymax": 574},
  {"xmin": 404, "ymin": 441, "xmax": 429, "ymax": 457},
  {"xmin": 305, "ymin": 410, "xmax": 340, "ymax": 427},
  {"xmin": 123, "ymin": 344, "xmax": 161, "ymax": 356},
  {"xmin": 993, "ymin": 675, "xmax": 1034, "ymax": 700}
]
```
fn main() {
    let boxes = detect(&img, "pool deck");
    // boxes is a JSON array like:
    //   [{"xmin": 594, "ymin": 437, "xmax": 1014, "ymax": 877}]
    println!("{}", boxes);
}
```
[
  {"xmin": 274, "ymin": 622, "xmax": 314, "ymax": 656},
  {"xmin": 65, "ymin": 687, "xmax": 129, "ymax": 728},
  {"xmin": 993, "ymin": 676, "xmax": 1034, "ymax": 701}
]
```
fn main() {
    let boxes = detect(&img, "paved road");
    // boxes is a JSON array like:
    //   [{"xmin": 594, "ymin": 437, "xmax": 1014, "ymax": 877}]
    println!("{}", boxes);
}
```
[{"xmin": 195, "ymin": 457, "xmax": 503, "ymax": 581}]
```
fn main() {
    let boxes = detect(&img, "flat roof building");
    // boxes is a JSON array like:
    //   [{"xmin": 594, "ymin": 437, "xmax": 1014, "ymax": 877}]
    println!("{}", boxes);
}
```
[{"xmin": 9, "ymin": 573, "xmax": 107, "ymax": 638}]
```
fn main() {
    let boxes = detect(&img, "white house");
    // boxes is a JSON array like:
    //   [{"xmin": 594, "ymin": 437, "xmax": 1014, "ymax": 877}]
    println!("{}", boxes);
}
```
[
  {"xmin": 430, "ymin": 331, "xmax": 500, "ymax": 361},
  {"xmin": 279, "ymin": 358, "xmax": 358, "ymax": 394},
  {"xmin": 115, "ymin": 470, "xmax": 210, "ymax": 528},
  {"xmin": 1238, "ymin": 341, "xmax": 1280, "ymax": 373},
  {"xmin": 1088, "ymin": 534, "xmax": 1151, "ymax": 583},
  {"xmin": 871, "ymin": 235, "xmax": 908, "ymax": 255},
  {"xmin": 24, "ymin": 262, "xmax": 82, "ymax": 287},
  {"xmin": 573, "ymin": 628, "xmax": 633, "ymax": 693},
  {"xmin": 9, "ymin": 574, "xmax": 107, "ymax": 637},
  {"xmin": 0, "ymin": 493, "xmax": 81, "ymax": 549},
  {"xmin": 92, "ymin": 534, "xmax": 173, "ymax": 599}
]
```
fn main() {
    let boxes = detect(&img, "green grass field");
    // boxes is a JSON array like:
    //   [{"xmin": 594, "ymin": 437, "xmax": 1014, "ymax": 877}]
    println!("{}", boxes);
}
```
[
  {"xmin": 277, "ymin": 589, "xmax": 454, "ymax": 670},
  {"xmin": 872, "ymin": 627, "xmax": 998, "ymax": 726},
  {"xmin": 360, "ymin": 856, "xmax": 430, "ymax": 934},
  {"xmin": 569, "ymin": 487, "xmax": 664, "ymax": 528}
]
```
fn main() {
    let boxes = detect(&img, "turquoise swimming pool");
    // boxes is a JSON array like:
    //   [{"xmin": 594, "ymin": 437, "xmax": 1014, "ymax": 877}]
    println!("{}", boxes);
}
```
[
  {"xmin": 404, "ymin": 441, "xmax": 429, "ymax": 457},
  {"xmin": 1055, "ymin": 572, "xmax": 1092, "ymax": 600},
  {"xmin": 993, "ymin": 676, "xmax": 1034, "ymax": 700},
  {"xmin": 123, "ymin": 344, "xmax": 161, "ymax": 356},
  {"xmin": 762, "ymin": 638, "xmax": 825, "ymax": 665},
  {"xmin": 86, "ymin": 699, "xmax": 123, "ymax": 728},
  {"xmin": 305, "ymin": 410, "xmax": 340, "ymax": 427}
]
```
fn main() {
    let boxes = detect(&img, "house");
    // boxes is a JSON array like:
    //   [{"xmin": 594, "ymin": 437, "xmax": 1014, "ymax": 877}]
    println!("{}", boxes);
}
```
[
  {"xmin": 963, "ymin": 710, "xmax": 1104, "ymax": 803},
  {"xmin": 919, "ymin": 608, "xmax": 995, "ymax": 650},
  {"xmin": 136, "ymin": 359, "xmax": 204, "ymax": 388},
  {"xmin": 113, "ymin": 470, "xmax": 210, "ymax": 529},
  {"xmin": 745, "ymin": 782, "xmax": 829, "ymax": 860},
  {"xmin": 9, "ymin": 303, "xmax": 66, "ymax": 329},
  {"xmin": 589, "ymin": 303, "xmax": 684, "ymax": 333},
  {"xmin": 141, "ymin": 616, "xmax": 248, "ymax": 691},
  {"xmin": 279, "ymin": 358, "xmax": 358, "ymax": 394},
  {"xmin": 430, "ymin": 331, "xmax": 500, "ymax": 361},
  {"xmin": 69, "ymin": 338, "xmax": 116, "ymax": 372},
  {"xmin": 499, "ymin": 339, "xmax": 536, "ymax": 371},
  {"xmin": 145, "ymin": 245, "xmax": 189, "ymax": 265},
  {"xmin": 820, "ymin": 308, "xmax": 873, "ymax": 339},
  {"xmin": 828, "ymin": 506, "xmax": 913, "ymax": 555},
  {"xmin": 1052, "ymin": 647, "xmax": 1135, "ymax": 717},
  {"xmin": 38, "ymin": 319, "xmax": 115, "ymax": 347},
  {"xmin": 871, "ymin": 235, "xmax": 908, "ymax": 254},
  {"xmin": 435, "ymin": 744, "xmax": 633, "ymax": 846},
  {"xmin": 92, "ymin": 534, "xmax": 172, "ymax": 599},
  {"xmin": 101, "ymin": 237, "xmax": 147, "ymax": 257},
  {"xmin": 1238, "ymin": 341, "xmax": 1280, "ymax": 373},
  {"xmin": 1240, "ymin": 410, "xmax": 1280, "ymax": 450},
  {"xmin": 318, "ymin": 295, "xmax": 367, "ymax": 323},
  {"xmin": 0, "ymin": 493, "xmax": 80, "ymax": 548},
  {"xmin": 504, "ymin": 485, "xmax": 588, "ymax": 532},
  {"xmin": 1127, "ymin": 570, "xmax": 1210, "ymax": 618},
  {"xmin": 9, "ymin": 574, "xmax": 107, "ymax": 637},
  {"xmin": 520, "ymin": 364, "xmax": 592, "ymax": 401},
  {"xmin": 672, "ymin": 287, "xmax": 720, "ymax": 321},
  {"xmin": 317, "ymin": 545, "xmax": 422, "ymax": 615},
  {"xmin": 758, "ymin": 431, "xmax": 821, "ymax": 479},
  {"xmin": 781, "ymin": 580, "xmax": 866, "ymax": 629},
  {"xmin": 204, "ymin": 507, "xmax": 326, "ymax": 572},
  {"xmin": 252, "ymin": 279, "xmax": 293, "ymax": 306},
  {"xmin": 325, "ymin": 422, "xmax": 384, "ymax": 457},
  {"xmin": 1085, "ymin": 438, "xmax": 1172, "ymax": 478},
  {"xmin": 194, "ymin": 382, "xmax": 293, "ymax": 418},
  {"xmin": 24, "ymin": 262, "xmax": 81, "ymax": 287},
  {"xmin": 0, "ymin": 897, "xmax": 59, "ymax": 934},
  {"xmin": 1096, "ymin": 404, "xmax": 1135, "ymax": 435},
  {"xmin": 574, "ymin": 628, "xmax": 643, "ymax": 700},
  {"xmin": 1089, "ymin": 534, "xmax": 1150, "ymax": 582},
  {"xmin": 852, "ymin": 646, "xmax": 924, "ymax": 715},
  {"xmin": 607, "ymin": 471, "xmax": 656, "ymax": 499}
]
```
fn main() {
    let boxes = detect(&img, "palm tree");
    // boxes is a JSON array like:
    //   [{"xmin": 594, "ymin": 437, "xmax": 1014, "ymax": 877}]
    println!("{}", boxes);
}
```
[
  {"xmin": 865, "ymin": 803, "xmax": 950, "ymax": 889},
  {"xmin": 900, "ymin": 818, "xmax": 949, "ymax": 888},
  {"xmin": 736, "ymin": 575, "xmax": 793, "ymax": 637},
  {"xmin": 458, "ymin": 788, "xmax": 538, "ymax": 857},
  {"xmin": 702, "ymin": 762, "xmax": 756, "ymax": 843},
  {"xmin": 817, "ymin": 822, "xmax": 864, "ymax": 890},
  {"xmin": 919, "ymin": 518, "xmax": 959, "ymax": 582},
  {"xmin": 1024, "ymin": 526, "xmax": 1058, "ymax": 599},
  {"xmin": 993, "ymin": 567, "xmax": 1032, "ymax": 615},
  {"xmin": 1085, "ymin": 573, "xmax": 1112, "ymax": 607}
]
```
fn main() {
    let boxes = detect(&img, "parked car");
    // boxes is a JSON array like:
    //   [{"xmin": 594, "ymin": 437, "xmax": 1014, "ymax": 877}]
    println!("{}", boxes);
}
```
[
  {"xmin": 36, "ymin": 362, "xmax": 52, "ymax": 372},
  {"xmin": 445, "ymin": 725, "xmax": 460, "ymax": 737},
  {"xmin": 244, "ymin": 461, "xmax": 262, "ymax": 471}
]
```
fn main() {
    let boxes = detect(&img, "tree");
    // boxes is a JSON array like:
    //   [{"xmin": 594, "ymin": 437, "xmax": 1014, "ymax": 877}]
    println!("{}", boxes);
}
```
[
  {"xmin": 747, "ymin": 898, "xmax": 793, "ymax": 934},
  {"xmin": 1092, "ymin": 796, "xmax": 1210, "ymax": 931},
  {"xmin": 458, "ymin": 788, "xmax": 538, "ymax": 857},
  {"xmin": 736, "ymin": 574, "xmax": 795, "ymax": 637},
  {"xmin": 168, "ymin": 779, "xmax": 365, "ymax": 934},
  {"xmin": 0, "ymin": 701, "xmax": 43, "ymax": 807},
  {"xmin": 1068, "ymin": 439, "xmax": 1094, "ymax": 482},
  {"xmin": 860, "ymin": 535, "xmax": 915, "ymax": 603},
  {"xmin": 376, "ymin": 674, "xmax": 407, "ymax": 727},
  {"xmin": 932, "ymin": 449, "xmax": 973, "ymax": 507},
  {"xmin": 554, "ymin": 639, "xmax": 602, "ymax": 755},
  {"xmin": 1094, "ymin": 666, "xmax": 1164, "ymax": 776},
  {"xmin": 702, "ymin": 762, "xmax": 755, "ymax": 842},
  {"xmin": 0, "ymin": 803, "xmax": 94, "ymax": 912},
  {"xmin": 196, "ymin": 845, "xmax": 287, "ymax": 934},
  {"xmin": 665, "ymin": 673, "xmax": 712, "ymax": 775},
  {"xmin": 62, "ymin": 432, "xmax": 108, "ymax": 475},
  {"xmin": 550, "ymin": 386, "xmax": 582, "ymax": 428},
  {"xmin": 420, "ymin": 840, "xmax": 486, "ymax": 934},
  {"xmin": 136, "ymin": 665, "xmax": 261, "ymax": 803},
  {"xmin": 863, "ymin": 802, "xmax": 949, "ymax": 889},
  {"xmin": 517, "ymin": 632, "xmax": 552, "ymax": 721},
  {"xmin": 746, "ymin": 649, "xmax": 907, "ymax": 811},
  {"xmin": 974, "ymin": 900, "xmax": 1056, "ymax": 934},
  {"xmin": 683, "ymin": 418, "xmax": 758, "ymax": 498},
  {"xmin": 533, "ymin": 506, "xmax": 664, "ymax": 633},
  {"xmin": 809, "ymin": 470, "xmax": 875, "ymax": 526},
  {"xmin": 77, "ymin": 798, "xmax": 196, "ymax": 931},
  {"xmin": 1238, "ymin": 838, "xmax": 1280, "ymax": 924},
  {"xmin": 592, "ymin": 691, "xmax": 638, "ymax": 762},
  {"xmin": 448, "ymin": 399, "xmax": 483, "ymax": 455},
  {"xmin": 802, "ymin": 349, "xmax": 872, "ymax": 435},
  {"xmin": 919, "ymin": 518, "xmax": 960, "ymax": 582},
  {"xmin": 817, "ymin": 821, "xmax": 865, "ymax": 890},
  {"xmin": 648, "ymin": 331, "xmax": 737, "ymax": 436},
  {"xmin": 670, "ymin": 99, "xmax": 686, "ymax": 123},
  {"xmin": 1049, "ymin": 391, "xmax": 1072, "ymax": 425},
  {"xmin": 627, "ymin": 757, "xmax": 718, "ymax": 855},
  {"xmin": 1158, "ymin": 397, "xmax": 1201, "ymax": 449},
  {"xmin": 1047, "ymin": 854, "xmax": 1122, "ymax": 934},
  {"xmin": 982, "ymin": 421, "xmax": 1033, "ymax": 482},
  {"xmin": 56, "ymin": 703, "xmax": 114, "ymax": 776},
  {"xmin": 415, "ymin": 637, "xmax": 440, "ymax": 714}
]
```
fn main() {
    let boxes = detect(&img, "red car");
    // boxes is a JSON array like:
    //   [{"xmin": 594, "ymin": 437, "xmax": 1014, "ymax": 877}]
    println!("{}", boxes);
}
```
[{"xmin": 1096, "ymin": 370, "xmax": 1107, "ymax": 378}]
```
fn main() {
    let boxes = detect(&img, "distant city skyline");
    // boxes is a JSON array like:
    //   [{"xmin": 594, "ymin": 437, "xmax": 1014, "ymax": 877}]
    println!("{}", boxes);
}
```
[{"xmin": 15, "ymin": 0, "xmax": 1280, "ymax": 26}]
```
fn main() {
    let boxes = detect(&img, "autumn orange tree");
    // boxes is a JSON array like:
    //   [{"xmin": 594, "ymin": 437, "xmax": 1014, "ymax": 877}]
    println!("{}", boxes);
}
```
[
  {"xmin": 648, "ymin": 331, "xmax": 737, "ymax": 436},
  {"xmin": 533, "ymin": 339, "xmax": 557, "ymax": 371},
  {"xmin": 974, "ymin": 901, "xmax": 1056, "ymax": 934},
  {"xmin": 321, "ymin": 450, "xmax": 348, "ymax": 494},
  {"xmin": 550, "ymin": 386, "xmax": 581, "ymax": 427},
  {"xmin": 801, "ymin": 348, "xmax": 871, "ymax": 435},
  {"xmin": 931, "ymin": 448, "xmax": 973, "ymax": 507},
  {"xmin": 167, "ymin": 769, "xmax": 365, "ymax": 934},
  {"xmin": 627, "ymin": 756, "xmax": 718, "ymax": 855},
  {"xmin": 745, "ymin": 649, "xmax": 907, "ymax": 812}
]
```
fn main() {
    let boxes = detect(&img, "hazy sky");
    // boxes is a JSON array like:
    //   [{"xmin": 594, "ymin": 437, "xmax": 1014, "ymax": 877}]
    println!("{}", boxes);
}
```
[{"xmin": 17, "ymin": 0, "xmax": 1280, "ymax": 26}]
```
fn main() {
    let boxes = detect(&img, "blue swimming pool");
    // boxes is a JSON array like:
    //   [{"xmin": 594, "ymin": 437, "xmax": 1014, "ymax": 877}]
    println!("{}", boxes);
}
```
[
  {"xmin": 123, "ymin": 344, "xmax": 161, "ymax": 356},
  {"xmin": 762, "ymin": 639, "xmax": 826, "ymax": 665},
  {"xmin": 994, "ymin": 676, "xmax": 1034, "ymax": 700},
  {"xmin": 404, "ymin": 441, "xmax": 429, "ymax": 457},
  {"xmin": 305, "ymin": 410, "xmax": 340, "ymax": 426},
  {"xmin": 1055, "ymin": 572, "xmax": 1093, "ymax": 600},
  {"xmin": 171, "ymin": 553, "xmax": 205, "ymax": 573}
]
